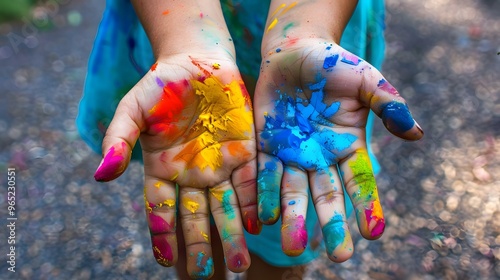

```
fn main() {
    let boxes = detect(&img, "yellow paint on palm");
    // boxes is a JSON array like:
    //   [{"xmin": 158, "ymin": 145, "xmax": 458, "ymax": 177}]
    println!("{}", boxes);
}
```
[
  {"xmin": 174, "ymin": 76, "xmax": 253, "ymax": 172},
  {"xmin": 182, "ymin": 196, "xmax": 200, "ymax": 214}
]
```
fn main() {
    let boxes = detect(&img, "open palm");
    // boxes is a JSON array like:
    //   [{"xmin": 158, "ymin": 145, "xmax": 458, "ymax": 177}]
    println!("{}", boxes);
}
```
[
  {"xmin": 93, "ymin": 54, "xmax": 258, "ymax": 278},
  {"xmin": 254, "ymin": 39, "xmax": 423, "ymax": 262}
]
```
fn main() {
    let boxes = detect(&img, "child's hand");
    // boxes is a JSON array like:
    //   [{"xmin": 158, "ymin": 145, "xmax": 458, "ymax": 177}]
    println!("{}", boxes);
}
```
[
  {"xmin": 254, "ymin": 39, "xmax": 423, "ymax": 262},
  {"xmin": 93, "ymin": 54, "xmax": 258, "ymax": 278}
]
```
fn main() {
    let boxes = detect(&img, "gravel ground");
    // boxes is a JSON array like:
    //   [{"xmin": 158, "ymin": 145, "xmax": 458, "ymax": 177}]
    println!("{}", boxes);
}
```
[{"xmin": 0, "ymin": 0, "xmax": 499, "ymax": 279}]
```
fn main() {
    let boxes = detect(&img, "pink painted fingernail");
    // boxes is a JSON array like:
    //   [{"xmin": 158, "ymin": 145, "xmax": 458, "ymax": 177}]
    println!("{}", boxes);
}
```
[
  {"xmin": 94, "ymin": 142, "xmax": 128, "ymax": 182},
  {"xmin": 151, "ymin": 235, "xmax": 174, "ymax": 267}
]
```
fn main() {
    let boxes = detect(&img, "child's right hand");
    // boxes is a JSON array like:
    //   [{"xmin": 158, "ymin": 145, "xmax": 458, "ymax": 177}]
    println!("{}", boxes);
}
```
[{"xmin": 93, "ymin": 53, "xmax": 258, "ymax": 278}]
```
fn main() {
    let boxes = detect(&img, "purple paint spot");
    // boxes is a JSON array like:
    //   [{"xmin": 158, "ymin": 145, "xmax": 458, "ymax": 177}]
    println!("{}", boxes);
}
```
[{"xmin": 156, "ymin": 77, "xmax": 165, "ymax": 87}]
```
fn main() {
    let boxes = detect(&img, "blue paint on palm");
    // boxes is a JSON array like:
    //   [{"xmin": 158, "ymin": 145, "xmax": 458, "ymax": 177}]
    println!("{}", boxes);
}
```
[{"xmin": 261, "ymin": 77, "xmax": 357, "ymax": 171}]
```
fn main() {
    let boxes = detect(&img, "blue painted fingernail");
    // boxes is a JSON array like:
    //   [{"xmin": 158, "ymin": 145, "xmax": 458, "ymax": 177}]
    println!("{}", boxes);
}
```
[{"xmin": 380, "ymin": 101, "xmax": 415, "ymax": 133}]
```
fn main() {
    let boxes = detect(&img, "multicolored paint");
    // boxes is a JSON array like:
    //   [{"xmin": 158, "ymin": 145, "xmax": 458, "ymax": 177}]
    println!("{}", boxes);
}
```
[
  {"xmin": 281, "ymin": 214, "xmax": 308, "ymax": 256},
  {"xmin": 146, "ymin": 63, "xmax": 253, "ymax": 173},
  {"xmin": 257, "ymin": 159, "xmax": 281, "ymax": 223},
  {"xmin": 94, "ymin": 142, "xmax": 129, "ymax": 181},
  {"xmin": 210, "ymin": 189, "xmax": 236, "ymax": 219},
  {"xmin": 193, "ymin": 251, "xmax": 214, "ymax": 279},
  {"xmin": 348, "ymin": 149, "xmax": 385, "ymax": 238},
  {"xmin": 266, "ymin": 2, "xmax": 298, "ymax": 33}
]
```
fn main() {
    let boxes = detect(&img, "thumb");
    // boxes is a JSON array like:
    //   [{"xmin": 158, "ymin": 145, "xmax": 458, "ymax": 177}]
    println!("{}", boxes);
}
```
[
  {"xmin": 361, "ymin": 67, "xmax": 424, "ymax": 141},
  {"xmin": 94, "ymin": 94, "xmax": 143, "ymax": 182}
]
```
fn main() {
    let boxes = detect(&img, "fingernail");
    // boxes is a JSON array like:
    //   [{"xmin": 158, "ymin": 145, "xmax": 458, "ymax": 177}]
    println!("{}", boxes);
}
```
[
  {"xmin": 94, "ymin": 143, "xmax": 127, "ymax": 182},
  {"xmin": 415, "ymin": 120, "xmax": 424, "ymax": 135}
]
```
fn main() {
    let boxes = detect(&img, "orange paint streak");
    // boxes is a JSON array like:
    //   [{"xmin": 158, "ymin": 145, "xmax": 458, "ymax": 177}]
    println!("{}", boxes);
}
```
[
  {"xmin": 162, "ymin": 10, "xmax": 170, "ymax": 15},
  {"xmin": 151, "ymin": 62, "xmax": 158, "ymax": 71},
  {"xmin": 227, "ymin": 142, "xmax": 251, "ymax": 159}
]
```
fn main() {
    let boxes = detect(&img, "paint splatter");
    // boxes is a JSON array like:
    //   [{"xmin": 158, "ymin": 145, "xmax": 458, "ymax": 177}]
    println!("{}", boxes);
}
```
[
  {"xmin": 182, "ymin": 197, "xmax": 200, "ymax": 214},
  {"xmin": 151, "ymin": 62, "xmax": 158, "ymax": 71},
  {"xmin": 94, "ymin": 142, "xmax": 128, "ymax": 181},
  {"xmin": 377, "ymin": 79, "xmax": 399, "ymax": 96},
  {"xmin": 381, "ymin": 101, "xmax": 415, "ymax": 134},
  {"xmin": 210, "ymin": 189, "xmax": 235, "ymax": 219},
  {"xmin": 194, "ymin": 251, "xmax": 214, "ymax": 278},
  {"xmin": 151, "ymin": 235, "xmax": 173, "ymax": 266},
  {"xmin": 322, "ymin": 213, "xmax": 346, "ymax": 256},
  {"xmin": 169, "ymin": 73, "xmax": 253, "ymax": 172},
  {"xmin": 348, "ymin": 149, "xmax": 385, "ymax": 237},
  {"xmin": 323, "ymin": 54, "xmax": 339, "ymax": 70},
  {"xmin": 341, "ymin": 52, "xmax": 361, "ymax": 66},
  {"xmin": 266, "ymin": 2, "xmax": 297, "ymax": 33},
  {"xmin": 162, "ymin": 10, "xmax": 170, "ymax": 15},
  {"xmin": 260, "ymin": 77, "xmax": 357, "ymax": 171},
  {"xmin": 147, "ymin": 80, "xmax": 188, "ymax": 136},
  {"xmin": 281, "ymin": 215, "xmax": 308, "ymax": 256},
  {"xmin": 258, "ymin": 159, "xmax": 280, "ymax": 223},
  {"xmin": 212, "ymin": 63, "xmax": 220, "ymax": 69}
]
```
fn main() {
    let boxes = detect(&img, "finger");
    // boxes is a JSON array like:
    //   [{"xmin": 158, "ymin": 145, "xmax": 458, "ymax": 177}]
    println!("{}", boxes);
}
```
[
  {"xmin": 144, "ymin": 176, "xmax": 178, "ymax": 266},
  {"xmin": 94, "ymin": 94, "xmax": 143, "ymax": 181},
  {"xmin": 309, "ymin": 167, "xmax": 353, "ymax": 262},
  {"xmin": 339, "ymin": 148, "xmax": 384, "ymax": 240},
  {"xmin": 178, "ymin": 188, "xmax": 214, "ymax": 279},
  {"xmin": 231, "ymin": 156, "xmax": 261, "ymax": 235},
  {"xmin": 209, "ymin": 181, "xmax": 251, "ymax": 273},
  {"xmin": 280, "ymin": 166, "xmax": 309, "ymax": 256},
  {"xmin": 257, "ymin": 153, "xmax": 283, "ymax": 224},
  {"xmin": 358, "ymin": 63, "xmax": 424, "ymax": 141}
]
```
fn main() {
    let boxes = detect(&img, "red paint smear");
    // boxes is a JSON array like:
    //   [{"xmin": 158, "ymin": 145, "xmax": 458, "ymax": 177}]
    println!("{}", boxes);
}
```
[
  {"xmin": 283, "ymin": 215, "xmax": 307, "ymax": 253},
  {"xmin": 245, "ymin": 214, "xmax": 261, "ymax": 235},
  {"xmin": 151, "ymin": 62, "xmax": 158, "ymax": 71},
  {"xmin": 94, "ymin": 142, "xmax": 127, "ymax": 181},
  {"xmin": 146, "ymin": 81, "xmax": 188, "ymax": 134},
  {"xmin": 286, "ymin": 36, "xmax": 299, "ymax": 47},
  {"xmin": 365, "ymin": 208, "xmax": 385, "ymax": 237},
  {"xmin": 151, "ymin": 235, "xmax": 174, "ymax": 264},
  {"xmin": 148, "ymin": 212, "xmax": 174, "ymax": 234}
]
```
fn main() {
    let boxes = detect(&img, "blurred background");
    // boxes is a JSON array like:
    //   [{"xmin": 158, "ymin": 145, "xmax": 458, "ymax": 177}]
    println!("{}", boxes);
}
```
[{"xmin": 0, "ymin": 0, "xmax": 498, "ymax": 279}]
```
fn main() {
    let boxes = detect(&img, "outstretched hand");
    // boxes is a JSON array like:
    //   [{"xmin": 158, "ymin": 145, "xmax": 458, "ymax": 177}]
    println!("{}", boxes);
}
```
[
  {"xmin": 93, "ymin": 54, "xmax": 259, "ymax": 278},
  {"xmin": 254, "ymin": 39, "xmax": 423, "ymax": 262}
]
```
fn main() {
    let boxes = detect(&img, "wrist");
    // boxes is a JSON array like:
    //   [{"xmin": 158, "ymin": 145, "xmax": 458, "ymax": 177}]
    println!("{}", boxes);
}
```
[
  {"xmin": 261, "ymin": 0, "xmax": 357, "ymax": 56},
  {"xmin": 131, "ymin": 0, "xmax": 235, "ymax": 60}
]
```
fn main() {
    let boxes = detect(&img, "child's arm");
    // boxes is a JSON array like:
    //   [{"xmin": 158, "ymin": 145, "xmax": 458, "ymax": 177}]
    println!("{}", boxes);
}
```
[
  {"xmin": 94, "ymin": 1, "xmax": 258, "ymax": 277},
  {"xmin": 255, "ymin": 0, "xmax": 424, "ymax": 261}
]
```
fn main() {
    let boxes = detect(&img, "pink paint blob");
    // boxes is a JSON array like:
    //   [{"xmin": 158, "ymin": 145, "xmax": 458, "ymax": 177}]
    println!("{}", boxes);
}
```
[
  {"xmin": 282, "ymin": 215, "xmax": 308, "ymax": 255},
  {"xmin": 148, "ymin": 211, "xmax": 174, "ymax": 234},
  {"xmin": 151, "ymin": 235, "xmax": 174, "ymax": 265},
  {"xmin": 94, "ymin": 142, "xmax": 127, "ymax": 182},
  {"xmin": 377, "ymin": 79, "xmax": 399, "ymax": 96},
  {"xmin": 365, "ymin": 208, "xmax": 385, "ymax": 237}
]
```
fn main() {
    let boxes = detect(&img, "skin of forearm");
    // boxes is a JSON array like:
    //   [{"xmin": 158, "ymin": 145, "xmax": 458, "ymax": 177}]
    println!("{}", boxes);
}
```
[
  {"xmin": 262, "ymin": 0, "xmax": 358, "ymax": 52},
  {"xmin": 131, "ymin": 0, "xmax": 235, "ymax": 59}
]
